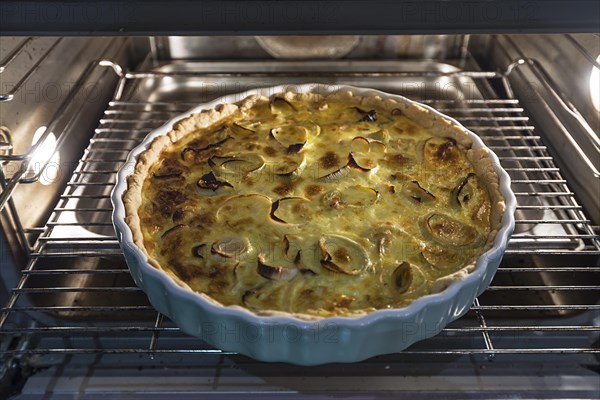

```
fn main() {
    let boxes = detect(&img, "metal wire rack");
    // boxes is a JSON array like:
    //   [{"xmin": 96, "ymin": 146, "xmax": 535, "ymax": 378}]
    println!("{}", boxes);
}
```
[{"xmin": 0, "ymin": 56, "xmax": 599, "ymax": 363}]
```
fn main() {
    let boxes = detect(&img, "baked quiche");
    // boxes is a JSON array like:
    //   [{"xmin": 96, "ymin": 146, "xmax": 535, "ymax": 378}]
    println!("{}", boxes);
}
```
[{"xmin": 123, "ymin": 90, "xmax": 505, "ymax": 319}]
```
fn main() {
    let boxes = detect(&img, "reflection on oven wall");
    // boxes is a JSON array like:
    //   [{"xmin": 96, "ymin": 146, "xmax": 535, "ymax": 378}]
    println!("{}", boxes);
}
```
[{"xmin": 163, "ymin": 35, "xmax": 465, "ymax": 60}]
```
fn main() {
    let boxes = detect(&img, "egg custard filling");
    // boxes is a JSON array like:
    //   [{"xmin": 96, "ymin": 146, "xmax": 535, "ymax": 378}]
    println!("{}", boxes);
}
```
[{"xmin": 124, "ymin": 91, "xmax": 505, "ymax": 319}]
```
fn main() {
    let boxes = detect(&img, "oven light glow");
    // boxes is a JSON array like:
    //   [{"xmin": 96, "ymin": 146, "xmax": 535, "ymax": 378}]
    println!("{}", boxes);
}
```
[
  {"xmin": 591, "ymin": 55, "xmax": 600, "ymax": 112},
  {"xmin": 29, "ymin": 126, "xmax": 60, "ymax": 186}
]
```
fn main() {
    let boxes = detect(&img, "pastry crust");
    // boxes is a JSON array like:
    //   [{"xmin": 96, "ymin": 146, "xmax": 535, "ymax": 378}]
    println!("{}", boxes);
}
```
[{"xmin": 123, "ymin": 90, "xmax": 505, "ymax": 320}]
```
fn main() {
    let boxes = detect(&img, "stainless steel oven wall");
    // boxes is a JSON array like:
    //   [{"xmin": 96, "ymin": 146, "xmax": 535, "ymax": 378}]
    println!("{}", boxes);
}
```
[
  {"xmin": 0, "ymin": 37, "xmax": 145, "ymax": 296},
  {"xmin": 472, "ymin": 34, "xmax": 600, "ymax": 224},
  {"xmin": 159, "ymin": 35, "xmax": 467, "ymax": 60}
]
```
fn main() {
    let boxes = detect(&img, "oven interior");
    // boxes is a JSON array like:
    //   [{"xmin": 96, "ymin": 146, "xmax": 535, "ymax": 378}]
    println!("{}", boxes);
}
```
[{"xmin": 0, "ymin": 34, "xmax": 599, "ymax": 398}]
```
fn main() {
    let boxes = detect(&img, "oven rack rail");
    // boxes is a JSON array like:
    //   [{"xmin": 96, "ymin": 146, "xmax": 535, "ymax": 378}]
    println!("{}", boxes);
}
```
[{"xmin": 0, "ymin": 59, "xmax": 599, "ymax": 360}]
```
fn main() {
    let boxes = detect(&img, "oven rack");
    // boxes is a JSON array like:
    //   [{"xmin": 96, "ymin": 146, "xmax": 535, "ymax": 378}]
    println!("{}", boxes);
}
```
[{"xmin": 0, "ymin": 59, "xmax": 599, "ymax": 363}]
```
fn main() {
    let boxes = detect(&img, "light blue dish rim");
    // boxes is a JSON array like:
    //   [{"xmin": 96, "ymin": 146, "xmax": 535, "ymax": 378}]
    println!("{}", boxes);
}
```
[{"xmin": 111, "ymin": 83, "xmax": 517, "ymax": 364}]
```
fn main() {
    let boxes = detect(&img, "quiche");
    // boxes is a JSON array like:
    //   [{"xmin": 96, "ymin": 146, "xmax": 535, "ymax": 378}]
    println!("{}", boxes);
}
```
[{"xmin": 123, "ymin": 90, "xmax": 505, "ymax": 319}]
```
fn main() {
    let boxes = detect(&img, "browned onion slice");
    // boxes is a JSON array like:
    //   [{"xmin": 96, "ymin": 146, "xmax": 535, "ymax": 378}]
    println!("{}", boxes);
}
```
[
  {"xmin": 270, "ymin": 125, "xmax": 309, "ymax": 153},
  {"xmin": 208, "ymin": 153, "xmax": 265, "ymax": 177},
  {"xmin": 270, "ymin": 197, "xmax": 311, "ymax": 224},
  {"xmin": 230, "ymin": 122, "xmax": 255, "ymax": 136},
  {"xmin": 315, "ymin": 150, "xmax": 348, "ymax": 179},
  {"xmin": 421, "ymin": 245, "xmax": 467, "ymax": 270},
  {"xmin": 392, "ymin": 262, "xmax": 426, "ymax": 293},
  {"xmin": 350, "ymin": 136, "xmax": 370, "ymax": 153},
  {"xmin": 420, "ymin": 212, "xmax": 481, "ymax": 247},
  {"xmin": 180, "ymin": 135, "xmax": 231, "ymax": 161},
  {"xmin": 393, "ymin": 262, "xmax": 413, "ymax": 293},
  {"xmin": 348, "ymin": 152, "xmax": 377, "ymax": 171},
  {"xmin": 451, "ymin": 173, "xmax": 478, "ymax": 209},
  {"xmin": 257, "ymin": 255, "xmax": 299, "ymax": 281},
  {"xmin": 421, "ymin": 136, "xmax": 462, "ymax": 165},
  {"xmin": 191, "ymin": 243, "xmax": 206, "ymax": 258},
  {"xmin": 342, "ymin": 185, "xmax": 379, "ymax": 207},
  {"xmin": 241, "ymin": 283, "xmax": 269, "ymax": 308},
  {"xmin": 197, "ymin": 171, "xmax": 234, "ymax": 195},
  {"xmin": 402, "ymin": 180, "xmax": 436, "ymax": 204},
  {"xmin": 369, "ymin": 140, "xmax": 386, "ymax": 155},
  {"xmin": 270, "ymin": 97, "xmax": 295, "ymax": 114},
  {"xmin": 348, "ymin": 137, "xmax": 386, "ymax": 170},
  {"xmin": 152, "ymin": 171, "xmax": 182, "ymax": 179},
  {"xmin": 367, "ymin": 129, "xmax": 389, "ymax": 142},
  {"xmin": 160, "ymin": 224, "xmax": 186, "ymax": 239},
  {"xmin": 301, "ymin": 120, "xmax": 321, "ymax": 136},
  {"xmin": 216, "ymin": 194, "xmax": 273, "ymax": 228},
  {"xmin": 211, "ymin": 236, "xmax": 249, "ymax": 259},
  {"xmin": 353, "ymin": 107, "xmax": 377, "ymax": 122},
  {"xmin": 272, "ymin": 153, "xmax": 306, "ymax": 176},
  {"xmin": 319, "ymin": 165, "xmax": 350, "ymax": 182},
  {"xmin": 319, "ymin": 234, "xmax": 370, "ymax": 275}
]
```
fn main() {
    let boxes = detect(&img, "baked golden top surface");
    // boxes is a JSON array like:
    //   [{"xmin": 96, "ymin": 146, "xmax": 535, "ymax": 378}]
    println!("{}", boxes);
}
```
[{"xmin": 133, "ymin": 93, "xmax": 494, "ymax": 318}]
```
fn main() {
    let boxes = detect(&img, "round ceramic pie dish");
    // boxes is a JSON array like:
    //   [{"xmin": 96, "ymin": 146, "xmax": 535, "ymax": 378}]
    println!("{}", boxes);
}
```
[{"xmin": 111, "ymin": 84, "xmax": 516, "ymax": 365}]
